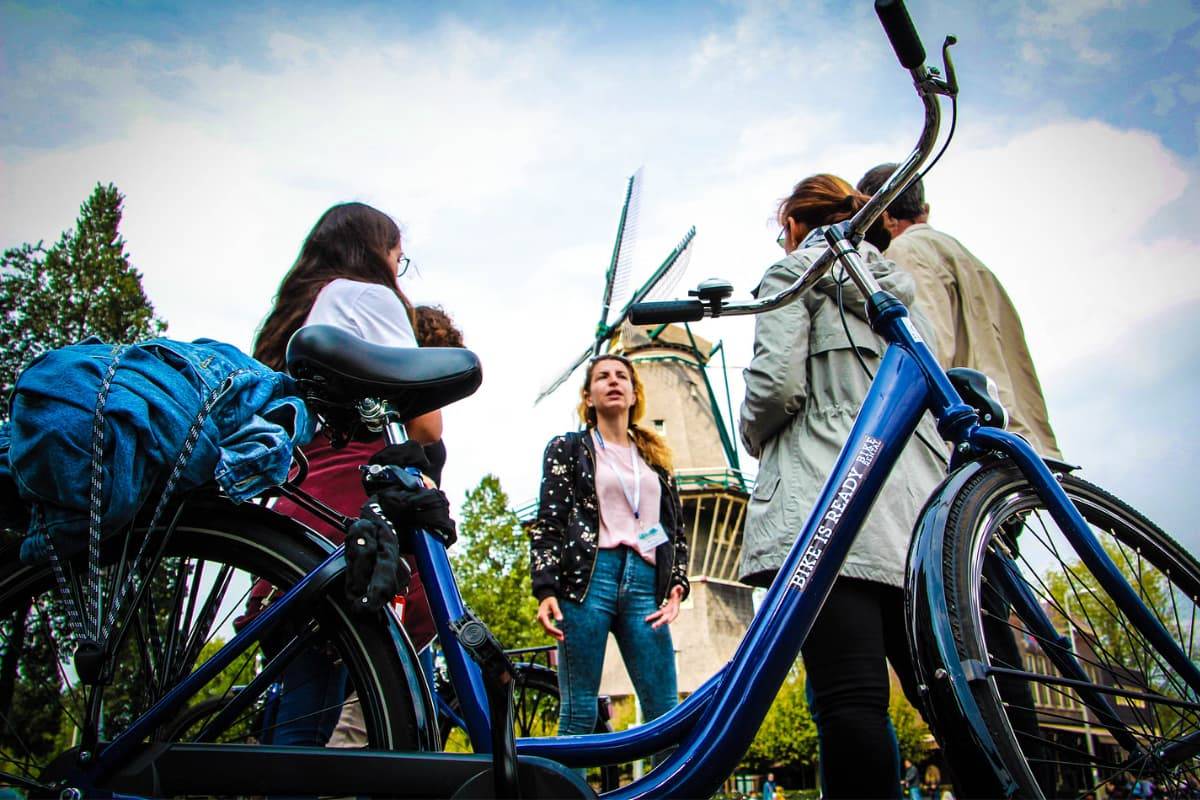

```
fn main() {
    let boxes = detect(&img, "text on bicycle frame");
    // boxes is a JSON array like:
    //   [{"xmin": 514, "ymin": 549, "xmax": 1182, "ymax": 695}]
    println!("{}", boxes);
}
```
[{"xmin": 787, "ymin": 435, "xmax": 884, "ymax": 592}]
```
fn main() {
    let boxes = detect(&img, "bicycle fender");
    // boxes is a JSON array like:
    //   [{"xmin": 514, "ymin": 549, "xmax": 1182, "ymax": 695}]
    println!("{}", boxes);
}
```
[{"xmin": 905, "ymin": 456, "xmax": 1022, "ymax": 797}]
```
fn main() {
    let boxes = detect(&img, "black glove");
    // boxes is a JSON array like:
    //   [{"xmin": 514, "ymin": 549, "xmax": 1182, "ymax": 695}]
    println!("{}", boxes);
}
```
[
  {"xmin": 369, "ymin": 442, "xmax": 432, "ymax": 474},
  {"xmin": 371, "ymin": 483, "xmax": 457, "ymax": 548},
  {"xmin": 344, "ymin": 500, "xmax": 409, "ymax": 613}
]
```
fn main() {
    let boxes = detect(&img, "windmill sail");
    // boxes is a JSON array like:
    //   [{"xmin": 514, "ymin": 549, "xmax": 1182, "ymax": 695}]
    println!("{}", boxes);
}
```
[
  {"xmin": 534, "ymin": 226, "xmax": 696, "ymax": 405},
  {"xmin": 593, "ymin": 168, "xmax": 642, "ymax": 355},
  {"xmin": 625, "ymin": 226, "xmax": 695, "ymax": 307}
]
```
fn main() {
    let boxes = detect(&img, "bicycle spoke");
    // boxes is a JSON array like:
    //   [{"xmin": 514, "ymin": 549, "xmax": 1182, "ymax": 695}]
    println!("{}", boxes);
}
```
[
  {"xmin": 1008, "ymin": 525, "xmax": 1177, "ymax": 738},
  {"xmin": 176, "ymin": 562, "xmax": 233, "ymax": 685},
  {"xmin": 160, "ymin": 557, "xmax": 192, "ymax": 693},
  {"xmin": 1113, "ymin": 535, "xmax": 1195, "ymax": 706}
]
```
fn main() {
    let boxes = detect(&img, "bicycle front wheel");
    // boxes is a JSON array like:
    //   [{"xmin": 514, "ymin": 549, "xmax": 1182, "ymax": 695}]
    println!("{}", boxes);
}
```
[
  {"xmin": 0, "ymin": 497, "xmax": 424, "ymax": 796},
  {"xmin": 935, "ymin": 463, "xmax": 1200, "ymax": 798}
]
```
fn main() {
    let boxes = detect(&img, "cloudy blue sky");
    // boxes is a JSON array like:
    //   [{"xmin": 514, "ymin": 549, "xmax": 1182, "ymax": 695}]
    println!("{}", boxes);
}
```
[{"xmin": 2, "ymin": 0, "xmax": 1198, "ymax": 555}]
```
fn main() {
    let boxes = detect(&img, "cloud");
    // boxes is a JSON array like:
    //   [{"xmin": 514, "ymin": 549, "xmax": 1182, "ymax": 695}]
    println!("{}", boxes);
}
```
[
  {"xmin": 922, "ymin": 118, "xmax": 1195, "ymax": 373},
  {"xmin": 2, "ymin": 1, "xmax": 1198, "ymax": 531},
  {"xmin": 1042, "ymin": 301, "xmax": 1200, "ymax": 554}
]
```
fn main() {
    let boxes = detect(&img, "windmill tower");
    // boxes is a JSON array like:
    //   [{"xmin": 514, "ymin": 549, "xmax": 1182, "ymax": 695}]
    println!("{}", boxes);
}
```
[{"xmin": 533, "ymin": 171, "xmax": 754, "ymax": 698}]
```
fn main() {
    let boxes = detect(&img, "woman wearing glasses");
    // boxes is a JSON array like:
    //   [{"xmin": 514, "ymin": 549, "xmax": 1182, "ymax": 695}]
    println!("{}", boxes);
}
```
[
  {"xmin": 739, "ymin": 174, "xmax": 944, "ymax": 798},
  {"xmin": 252, "ymin": 201, "xmax": 441, "ymax": 746},
  {"xmin": 530, "ymin": 354, "xmax": 690, "ymax": 740}
]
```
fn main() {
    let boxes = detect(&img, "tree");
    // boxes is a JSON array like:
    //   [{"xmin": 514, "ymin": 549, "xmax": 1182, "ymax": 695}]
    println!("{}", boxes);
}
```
[
  {"xmin": 1043, "ymin": 540, "xmax": 1200, "ymax": 738},
  {"xmin": 740, "ymin": 664, "xmax": 929, "ymax": 774},
  {"xmin": 0, "ymin": 182, "xmax": 166, "ymax": 416},
  {"xmin": 890, "ymin": 687, "xmax": 932, "ymax": 765},
  {"xmin": 452, "ymin": 474, "xmax": 542, "ymax": 651},
  {"xmin": 742, "ymin": 663, "xmax": 819, "ymax": 771},
  {"xmin": 0, "ymin": 183, "xmax": 167, "ymax": 767}
]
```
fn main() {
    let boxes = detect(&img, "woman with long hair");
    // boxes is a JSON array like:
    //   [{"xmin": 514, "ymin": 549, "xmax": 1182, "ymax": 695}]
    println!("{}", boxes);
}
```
[
  {"xmin": 529, "ymin": 354, "xmax": 690, "ymax": 738},
  {"xmin": 252, "ymin": 201, "xmax": 440, "ymax": 747},
  {"xmin": 739, "ymin": 174, "xmax": 944, "ymax": 797}
]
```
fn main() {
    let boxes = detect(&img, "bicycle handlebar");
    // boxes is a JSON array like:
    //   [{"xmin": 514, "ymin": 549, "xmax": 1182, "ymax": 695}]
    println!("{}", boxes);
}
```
[
  {"xmin": 628, "ymin": 300, "xmax": 705, "ymax": 325},
  {"xmin": 629, "ymin": 0, "xmax": 955, "ymax": 325},
  {"xmin": 875, "ymin": 0, "xmax": 926, "ymax": 69}
]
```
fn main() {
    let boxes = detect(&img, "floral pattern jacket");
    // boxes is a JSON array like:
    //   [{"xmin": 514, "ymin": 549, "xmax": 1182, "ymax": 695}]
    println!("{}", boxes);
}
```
[{"xmin": 529, "ymin": 429, "xmax": 690, "ymax": 605}]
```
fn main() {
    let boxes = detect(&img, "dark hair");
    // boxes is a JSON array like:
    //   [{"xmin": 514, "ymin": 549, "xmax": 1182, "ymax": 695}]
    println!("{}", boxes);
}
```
[
  {"xmin": 857, "ymin": 163, "xmax": 925, "ymax": 222},
  {"xmin": 414, "ymin": 305, "xmax": 464, "ymax": 348},
  {"xmin": 255, "ymin": 202, "xmax": 414, "ymax": 370},
  {"xmin": 777, "ymin": 174, "xmax": 869, "ymax": 231}
]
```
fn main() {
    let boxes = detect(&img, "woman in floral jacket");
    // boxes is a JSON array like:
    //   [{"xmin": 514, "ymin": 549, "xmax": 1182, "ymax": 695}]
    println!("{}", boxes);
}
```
[{"xmin": 530, "ymin": 353, "xmax": 690, "ymax": 737}]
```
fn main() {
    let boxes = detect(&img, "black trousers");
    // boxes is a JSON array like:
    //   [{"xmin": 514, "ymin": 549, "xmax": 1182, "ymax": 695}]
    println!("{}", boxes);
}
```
[{"xmin": 801, "ymin": 577, "xmax": 924, "ymax": 799}]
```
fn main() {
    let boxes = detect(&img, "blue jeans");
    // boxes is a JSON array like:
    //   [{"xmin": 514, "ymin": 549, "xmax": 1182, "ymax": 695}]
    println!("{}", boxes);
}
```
[
  {"xmin": 264, "ymin": 647, "xmax": 347, "ymax": 746},
  {"xmin": 557, "ymin": 547, "xmax": 678, "ymax": 736}
]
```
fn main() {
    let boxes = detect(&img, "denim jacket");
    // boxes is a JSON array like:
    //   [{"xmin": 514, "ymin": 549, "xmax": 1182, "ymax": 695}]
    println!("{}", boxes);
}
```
[{"xmin": 1, "ymin": 337, "xmax": 314, "ymax": 562}]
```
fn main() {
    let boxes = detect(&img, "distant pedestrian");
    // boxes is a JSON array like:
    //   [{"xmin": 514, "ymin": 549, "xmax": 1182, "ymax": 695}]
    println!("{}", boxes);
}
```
[
  {"xmin": 922, "ymin": 764, "xmax": 942, "ymax": 800},
  {"xmin": 763, "ymin": 772, "xmax": 778, "ymax": 800},
  {"xmin": 902, "ymin": 759, "xmax": 921, "ymax": 800}
]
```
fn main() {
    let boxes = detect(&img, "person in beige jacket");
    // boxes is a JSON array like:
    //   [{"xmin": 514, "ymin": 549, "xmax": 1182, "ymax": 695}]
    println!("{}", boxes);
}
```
[
  {"xmin": 739, "ymin": 174, "xmax": 945, "ymax": 799},
  {"xmin": 857, "ymin": 164, "xmax": 1061, "ymax": 458}
]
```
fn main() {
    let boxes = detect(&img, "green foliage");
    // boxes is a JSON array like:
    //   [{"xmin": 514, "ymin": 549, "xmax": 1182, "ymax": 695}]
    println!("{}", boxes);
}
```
[
  {"xmin": 1044, "ymin": 540, "xmax": 1183, "ymax": 667},
  {"xmin": 739, "ymin": 664, "xmax": 929, "ymax": 772},
  {"xmin": 0, "ymin": 182, "xmax": 166, "ymax": 415},
  {"xmin": 742, "ymin": 664, "xmax": 818, "ymax": 770},
  {"xmin": 1043, "ymin": 538, "xmax": 1199, "ymax": 735},
  {"xmin": 452, "ymin": 474, "xmax": 542, "ymax": 650},
  {"xmin": 890, "ymin": 687, "xmax": 932, "ymax": 764}
]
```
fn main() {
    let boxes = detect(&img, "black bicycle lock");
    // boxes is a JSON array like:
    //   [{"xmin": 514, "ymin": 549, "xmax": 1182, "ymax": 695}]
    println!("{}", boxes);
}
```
[{"xmin": 450, "ymin": 609, "xmax": 521, "ymax": 799}]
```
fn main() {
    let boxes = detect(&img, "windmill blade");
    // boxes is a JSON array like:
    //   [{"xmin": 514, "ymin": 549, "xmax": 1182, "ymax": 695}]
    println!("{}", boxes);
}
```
[
  {"xmin": 617, "ymin": 226, "xmax": 697, "ymax": 320},
  {"xmin": 643, "ymin": 227, "xmax": 695, "ymax": 301},
  {"xmin": 535, "ymin": 227, "xmax": 694, "ymax": 405},
  {"xmin": 593, "ymin": 168, "xmax": 642, "ymax": 354},
  {"xmin": 594, "ymin": 227, "xmax": 695, "ymax": 342},
  {"xmin": 534, "ymin": 344, "xmax": 594, "ymax": 405}
]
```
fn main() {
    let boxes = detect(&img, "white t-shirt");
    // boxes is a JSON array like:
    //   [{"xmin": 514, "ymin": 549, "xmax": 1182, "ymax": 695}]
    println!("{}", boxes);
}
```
[{"xmin": 304, "ymin": 278, "xmax": 416, "ymax": 347}]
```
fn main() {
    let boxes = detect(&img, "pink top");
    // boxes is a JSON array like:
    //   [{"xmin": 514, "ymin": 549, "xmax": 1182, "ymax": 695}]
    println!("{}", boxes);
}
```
[{"xmin": 594, "ymin": 432, "xmax": 661, "ymax": 563}]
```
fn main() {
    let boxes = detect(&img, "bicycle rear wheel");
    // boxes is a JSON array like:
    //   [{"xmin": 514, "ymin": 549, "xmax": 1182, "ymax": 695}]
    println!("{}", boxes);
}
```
[
  {"xmin": 0, "ymin": 497, "xmax": 424, "ymax": 796},
  {"xmin": 934, "ymin": 463, "xmax": 1200, "ymax": 798}
]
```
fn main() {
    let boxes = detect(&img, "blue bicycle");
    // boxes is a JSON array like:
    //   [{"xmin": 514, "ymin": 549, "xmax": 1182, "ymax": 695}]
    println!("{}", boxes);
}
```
[{"xmin": 1, "ymin": 1, "xmax": 1197, "ymax": 797}]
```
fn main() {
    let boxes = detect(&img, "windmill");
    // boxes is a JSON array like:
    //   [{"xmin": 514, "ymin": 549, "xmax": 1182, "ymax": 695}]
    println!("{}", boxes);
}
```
[{"xmin": 535, "ymin": 169, "xmax": 696, "ymax": 404}]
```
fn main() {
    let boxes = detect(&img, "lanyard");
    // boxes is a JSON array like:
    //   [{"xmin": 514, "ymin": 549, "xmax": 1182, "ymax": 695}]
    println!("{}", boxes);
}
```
[{"xmin": 593, "ymin": 429, "xmax": 641, "ymax": 521}]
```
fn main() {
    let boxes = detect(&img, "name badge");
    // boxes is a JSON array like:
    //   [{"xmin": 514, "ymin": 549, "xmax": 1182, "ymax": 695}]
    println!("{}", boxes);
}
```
[{"xmin": 637, "ymin": 523, "xmax": 669, "ymax": 555}]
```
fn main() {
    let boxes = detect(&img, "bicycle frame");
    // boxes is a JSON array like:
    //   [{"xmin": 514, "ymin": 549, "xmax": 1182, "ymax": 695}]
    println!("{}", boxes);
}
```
[
  {"xmin": 510, "ymin": 291, "xmax": 1200, "ymax": 798},
  {"xmin": 63, "ymin": 5, "xmax": 1198, "ymax": 793}
]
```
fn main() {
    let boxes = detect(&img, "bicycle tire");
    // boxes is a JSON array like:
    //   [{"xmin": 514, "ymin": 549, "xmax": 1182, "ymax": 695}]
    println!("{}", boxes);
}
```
[
  {"xmin": 0, "ymin": 497, "xmax": 423, "ymax": 796},
  {"xmin": 934, "ymin": 463, "xmax": 1200, "ymax": 798}
]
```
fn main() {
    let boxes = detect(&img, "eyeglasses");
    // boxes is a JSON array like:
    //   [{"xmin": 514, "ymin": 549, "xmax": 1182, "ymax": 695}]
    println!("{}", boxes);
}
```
[
  {"xmin": 397, "ymin": 256, "xmax": 412, "ymax": 278},
  {"xmin": 776, "ymin": 226, "xmax": 788, "ymax": 252}
]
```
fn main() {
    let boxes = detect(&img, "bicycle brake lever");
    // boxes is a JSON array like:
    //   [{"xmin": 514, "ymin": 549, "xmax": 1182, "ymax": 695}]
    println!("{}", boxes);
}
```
[
  {"xmin": 941, "ymin": 35, "xmax": 959, "ymax": 97},
  {"xmin": 361, "ymin": 463, "xmax": 425, "ymax": 493}
]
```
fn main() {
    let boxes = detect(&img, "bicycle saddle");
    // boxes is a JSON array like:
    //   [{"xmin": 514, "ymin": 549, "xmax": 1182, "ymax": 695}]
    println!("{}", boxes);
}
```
[{"xmin": 285, "ymin": 325, "xmax": 482, "ymax": 421}]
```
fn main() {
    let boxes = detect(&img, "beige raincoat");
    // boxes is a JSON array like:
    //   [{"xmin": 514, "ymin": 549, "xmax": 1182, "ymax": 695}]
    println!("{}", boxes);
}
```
[{"xmin": 885, "ymin": 224, "xmax": 1061, "ymax": 458}]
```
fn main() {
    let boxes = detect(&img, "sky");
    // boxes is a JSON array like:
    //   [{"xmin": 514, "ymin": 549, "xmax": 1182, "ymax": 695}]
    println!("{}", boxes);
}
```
[{"xmin": 2, "ymin": 0, "xmax": 1198, "ymax": 557}]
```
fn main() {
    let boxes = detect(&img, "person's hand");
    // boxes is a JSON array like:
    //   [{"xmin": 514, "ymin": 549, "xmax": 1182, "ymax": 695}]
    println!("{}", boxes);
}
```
[
  {"xmin": 646, "ymin": 585, "xmax": 684, "ymax": 629},
  {"xmin": 537, "ymin": 596, "xmax": 564, "ymax": 641}
]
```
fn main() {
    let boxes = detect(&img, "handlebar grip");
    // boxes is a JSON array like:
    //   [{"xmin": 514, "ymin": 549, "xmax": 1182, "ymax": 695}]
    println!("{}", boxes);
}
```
[
  {"xmin": 875, "ymin": 0, "xmax": 926, "ymax": 69},
  {"xmin": 629, "ymin": 300, "xmax": 706, "ymax": 325}
]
